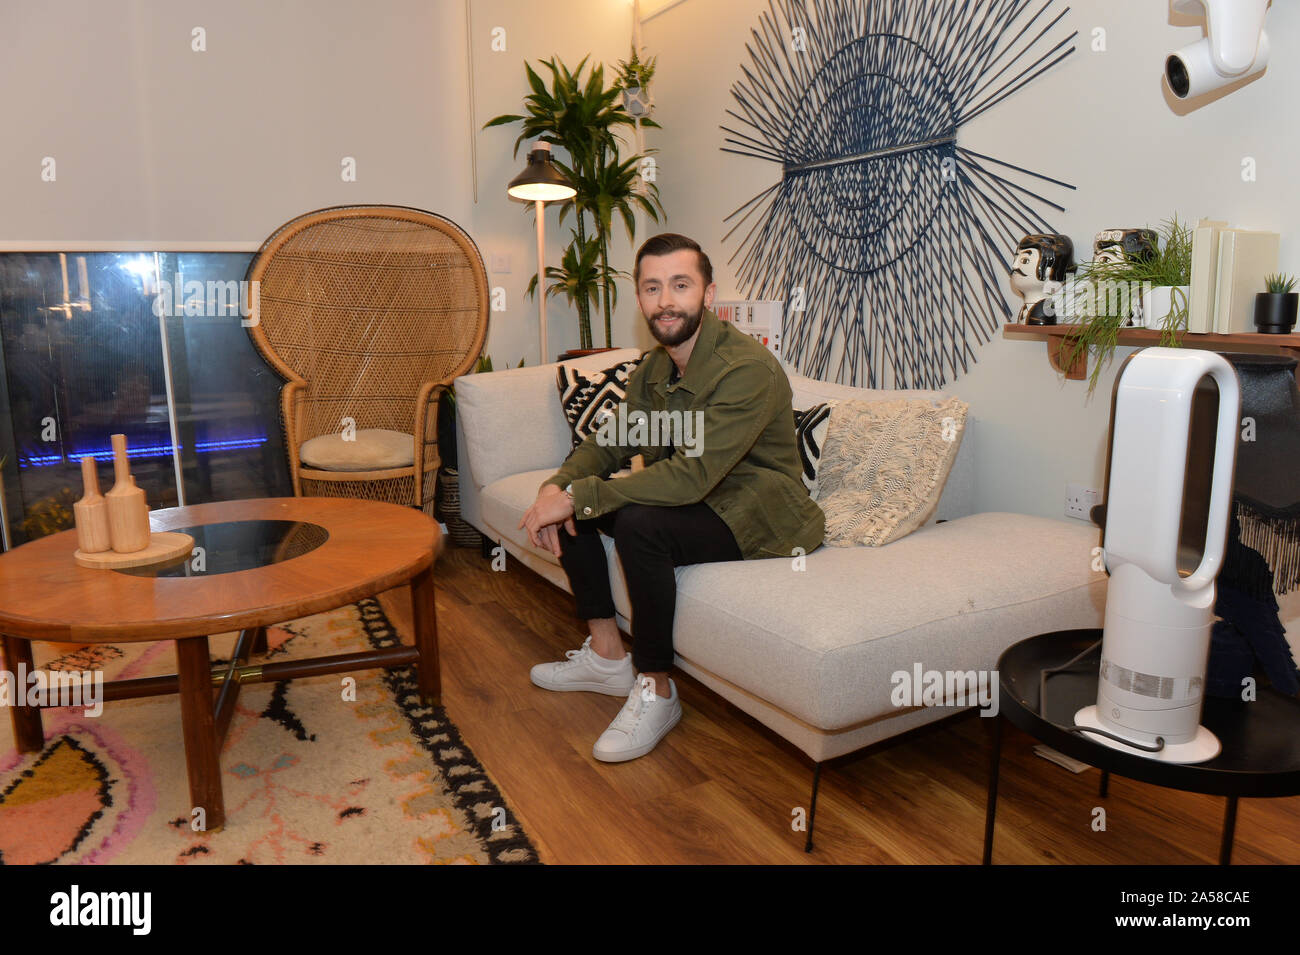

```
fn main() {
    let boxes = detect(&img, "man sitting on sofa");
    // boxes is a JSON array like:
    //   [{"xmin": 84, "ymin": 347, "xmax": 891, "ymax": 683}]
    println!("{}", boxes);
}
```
[{"xmin": 518, "ymin": 232, "xmax": 825, "ymax": 762}]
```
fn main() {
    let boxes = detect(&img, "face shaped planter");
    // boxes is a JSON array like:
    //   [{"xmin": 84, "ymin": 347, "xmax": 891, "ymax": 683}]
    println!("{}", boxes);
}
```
[
  {"xmin": 622, "ymin": 85, "xmax": 653, "ymax": 118},
  {"xmin": 1094, "ymin": 228, "xmax": 1158, "ymax": 328},
  {"xmin": 1010, "ymin": 233, "xmax": 1074, "ymax": 325}
]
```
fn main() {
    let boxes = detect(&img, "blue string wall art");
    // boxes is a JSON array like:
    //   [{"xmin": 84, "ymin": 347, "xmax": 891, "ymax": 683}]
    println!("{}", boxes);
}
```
[{"xmin": 722, "ymin": 0, "xmax": 1078, "ymax": 389}]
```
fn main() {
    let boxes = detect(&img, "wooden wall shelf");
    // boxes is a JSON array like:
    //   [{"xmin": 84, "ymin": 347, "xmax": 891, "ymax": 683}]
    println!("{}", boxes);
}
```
[{"xmin": 1002, "ymin": 324, "xmax": 1300, "ymax": 381}]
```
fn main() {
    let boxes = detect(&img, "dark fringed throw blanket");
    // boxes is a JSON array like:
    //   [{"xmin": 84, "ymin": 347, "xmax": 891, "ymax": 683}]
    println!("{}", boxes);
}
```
[{"xmin": 1208, "ymin": 354, "xmax": 1300, "ymax": 698}]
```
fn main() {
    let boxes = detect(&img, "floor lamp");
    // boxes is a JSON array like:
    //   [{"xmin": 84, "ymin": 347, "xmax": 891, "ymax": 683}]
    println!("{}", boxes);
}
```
[{"xmin": 507, "ymin": 142, "xmax": 576, "ymax": 362}]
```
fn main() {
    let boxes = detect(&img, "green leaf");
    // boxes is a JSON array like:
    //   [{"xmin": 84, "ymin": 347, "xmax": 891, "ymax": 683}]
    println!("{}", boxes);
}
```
[
  {"xmin": 489, "ymin": 52, "xmax": 667, "ymax": 348},
  {"xmin": 525, "ymin": 61, "xmax": 548, "ymax": 98}
]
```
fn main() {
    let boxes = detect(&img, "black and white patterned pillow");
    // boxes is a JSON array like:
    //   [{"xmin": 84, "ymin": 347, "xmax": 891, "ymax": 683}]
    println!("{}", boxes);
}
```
[
  {"xmin": 557, "ymin": 357, "xmax": 644, "ymax": 450},
  {"xmin": 792, "ymin": 401, "xmax": 835, "ymax": 496}
]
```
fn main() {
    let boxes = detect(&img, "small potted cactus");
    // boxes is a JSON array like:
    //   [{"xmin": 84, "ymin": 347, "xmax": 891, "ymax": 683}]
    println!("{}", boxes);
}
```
[{"xmin": 1254, "ymin": 273, "xmax": 1298, "ymax": 334}]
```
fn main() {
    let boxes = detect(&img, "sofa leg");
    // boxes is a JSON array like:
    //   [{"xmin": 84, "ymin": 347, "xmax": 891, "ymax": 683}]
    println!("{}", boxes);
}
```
[
  {"xmin": 804, "ymin": 761, "xmax": 822, "ymax": 853},
  {"xmin": 480, "ymin": 532, "xmax": 492, "ymax": 560}
]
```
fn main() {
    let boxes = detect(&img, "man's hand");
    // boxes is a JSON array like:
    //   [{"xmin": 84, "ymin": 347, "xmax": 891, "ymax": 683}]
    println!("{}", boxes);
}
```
[{"xmin": 519, "ymin": 484, "xmax": 578, "ymax": 557}]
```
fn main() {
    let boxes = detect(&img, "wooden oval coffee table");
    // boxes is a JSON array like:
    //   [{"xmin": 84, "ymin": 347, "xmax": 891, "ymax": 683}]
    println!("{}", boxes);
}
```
[{"xmin": 0, "ymin": 497, "xmax": 442, "ymax": 831}]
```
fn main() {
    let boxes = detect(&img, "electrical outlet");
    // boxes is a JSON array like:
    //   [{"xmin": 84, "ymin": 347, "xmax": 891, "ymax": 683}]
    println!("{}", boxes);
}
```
[
  {"xmin": 490, "ymin": 252, "xmax": 511, "ymax": 273},
  {"xmin": 1065, "ymin": 483, "xmax": 1100, "ymax": 521}
]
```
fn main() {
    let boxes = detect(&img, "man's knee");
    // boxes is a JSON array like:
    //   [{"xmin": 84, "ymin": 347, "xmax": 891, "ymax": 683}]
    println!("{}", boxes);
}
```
[
  {"xmin": 612, "ymin": 504, "xmax": 659, "ymax": 545},
  {"xmin": 558, "ymin": 512, "xmax": 615, "ymax": 560}
]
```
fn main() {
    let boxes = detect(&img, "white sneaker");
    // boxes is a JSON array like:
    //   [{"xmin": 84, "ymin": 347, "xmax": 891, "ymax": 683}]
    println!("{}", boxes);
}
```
[
  {"xmin": 592, "ymin": 675, "xmax": 682, "ymax": 762},
  {"xmin": 530, "ymin": 636, "xmax": 636, "ymax": 696}
]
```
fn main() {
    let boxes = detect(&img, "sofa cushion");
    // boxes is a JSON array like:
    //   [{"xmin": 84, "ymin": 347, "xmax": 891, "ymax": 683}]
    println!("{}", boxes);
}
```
[
  {"xmin": 454, "ymin": 348, "xmax": 643, "ymax": 492},
  {"xmin": 818, "ymin": 397, "xmax": 969, "ymax": 546},
  {"xmin": 784, "ymin": 369, "xmax": 975, "ymax": 523},
  {"xmin": 668, "ymin": 511, "xmax": 1105, "ymax": 730},
  {"xmin": 299, "ymin": 428, "xmax": 414, "ymax": 471},
  {"xmin": 475, "ymin": 474, "xmax": 1106, "ymax": 731},
  {"xmin": 480, "ymin": 468, "xmax": 571, "ymax": 566},
  {"xmin": 557, "ymin": 357, "xmax": 644, "ymax": 450},
  {"xmin": 792, "ymin": 401, "xmax": 836, "ymax": 495}
]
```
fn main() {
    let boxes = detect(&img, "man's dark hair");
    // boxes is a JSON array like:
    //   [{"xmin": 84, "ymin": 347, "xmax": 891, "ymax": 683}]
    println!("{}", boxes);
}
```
[{"xmin": 634, "ymin": 233, "xmax": 713, "ymax": 288}]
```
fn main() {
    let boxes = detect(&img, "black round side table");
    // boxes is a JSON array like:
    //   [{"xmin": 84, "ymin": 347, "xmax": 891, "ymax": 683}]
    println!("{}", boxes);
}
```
[{"xmin": 983, "ymin": 629, "xmax": 1300, "ymax": 865}]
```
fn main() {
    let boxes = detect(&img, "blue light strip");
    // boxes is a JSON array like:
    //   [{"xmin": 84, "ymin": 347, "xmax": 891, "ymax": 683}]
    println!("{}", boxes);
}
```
[{"xmin": 17, "ymin": 435, "xmax": 267, "ymax": 469}]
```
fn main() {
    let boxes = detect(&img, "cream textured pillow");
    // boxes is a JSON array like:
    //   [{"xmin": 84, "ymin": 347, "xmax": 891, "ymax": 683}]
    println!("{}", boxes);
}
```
[{"xmin": 815, "ymin": 397, "xmax": 969, "ymax": 546}]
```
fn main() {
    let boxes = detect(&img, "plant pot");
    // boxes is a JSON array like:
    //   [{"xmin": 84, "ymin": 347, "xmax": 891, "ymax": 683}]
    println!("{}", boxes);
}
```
[
  {"xmin": 1139, "ymin": 285, "xmax": 1190, "ymax": 330},
  {"xmin": 622, "ymin": 85, "xmax": 653, "ymax": 118},
  {"xmin": 1253, "ymin": 292, "xmax": 1299, "ymax": 334},
  {"xmin": 556, "ymin": 347, "xmax": 618, "ymax": 362},
  {"xmin": 437, "ymin": 466, "xmax": 484, "ymax": 548}
]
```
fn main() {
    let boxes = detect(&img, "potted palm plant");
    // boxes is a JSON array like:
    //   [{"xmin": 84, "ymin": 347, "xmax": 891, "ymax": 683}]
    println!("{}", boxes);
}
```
[
  {"xmin": 484, "ymin": 55, "xmax": 664, "ymax": 356},
  {"xmin": 524, "ymin": 234, "xmax": 608, "ymax": 345},
  {"xmin": 1060, "ymin": 215, "xmax": 1193, "ymax": 393}
]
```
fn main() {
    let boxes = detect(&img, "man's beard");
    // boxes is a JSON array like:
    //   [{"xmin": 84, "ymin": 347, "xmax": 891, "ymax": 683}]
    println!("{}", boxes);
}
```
[{"xmin": 646, "ymin": 302, "xmax": 704, "ymax": 346}]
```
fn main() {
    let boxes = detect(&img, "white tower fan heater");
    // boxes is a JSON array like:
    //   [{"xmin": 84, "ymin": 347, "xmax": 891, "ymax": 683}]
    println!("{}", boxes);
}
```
[{"xmin": 1074, "ymin": 347, "xmax": 1240, "ymax": 764}]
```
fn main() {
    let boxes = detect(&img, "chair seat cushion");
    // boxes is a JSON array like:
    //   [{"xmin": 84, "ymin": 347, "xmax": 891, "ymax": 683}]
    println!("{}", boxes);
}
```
[{"xmin": 300, "ymin": 429, "xmax": 414, "ymax": 471}]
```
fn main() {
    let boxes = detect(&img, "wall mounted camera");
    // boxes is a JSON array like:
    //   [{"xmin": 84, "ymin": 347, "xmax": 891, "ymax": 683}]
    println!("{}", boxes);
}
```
[{"xmin": 1166, "ymin": 0, "xmax": 1272, "ymax": 100}]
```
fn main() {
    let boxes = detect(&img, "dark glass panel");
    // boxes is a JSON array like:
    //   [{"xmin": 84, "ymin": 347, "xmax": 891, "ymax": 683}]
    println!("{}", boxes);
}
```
[{"xmin": 0, "ymin": 251, "xmax": 290, "ymax": 548}]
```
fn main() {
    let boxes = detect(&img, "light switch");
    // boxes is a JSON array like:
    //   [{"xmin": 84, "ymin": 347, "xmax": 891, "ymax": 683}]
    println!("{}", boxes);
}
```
[{"xmin": 491, "ymin": 252, "xmax": 511, "ymax": 273}]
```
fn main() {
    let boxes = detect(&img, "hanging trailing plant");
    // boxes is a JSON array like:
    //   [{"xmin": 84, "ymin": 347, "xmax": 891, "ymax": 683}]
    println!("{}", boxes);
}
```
[
  {"xmin": 615, "ymin": 45, "xmax": 657, "ymax": 90},
  {"xmin": 1059, "ymin": 215, "xmax": 1194, "ymax": 394}
]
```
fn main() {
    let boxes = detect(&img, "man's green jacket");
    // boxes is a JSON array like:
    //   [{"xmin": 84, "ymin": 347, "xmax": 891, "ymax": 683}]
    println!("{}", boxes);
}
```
[{"xmin": 541, "ymin": 308, "xmax": 825, "ymax": 560}]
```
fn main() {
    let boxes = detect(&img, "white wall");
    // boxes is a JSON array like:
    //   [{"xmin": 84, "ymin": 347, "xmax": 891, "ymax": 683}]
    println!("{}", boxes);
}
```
[
  {"xmin": 6, "ymin": 0, "xmax": 1298, "ymax": 535},
  {"xmin": 0, "ymin": 0, "xmax": 657, "ymax": 391},
  {"xmin": 641, "ymin": 0, "xmax": 1300, "ymax": 529},
  {"xmin": 467, "ymin": 0, "xmax": 650, "ymax": 365},
  {"xmin": 0, "ymin": 0, "xmax": 474, "ymax": 243},
  {"xmin": 0, "ymin": 0, "xmax": 648, "ymax": 424}
]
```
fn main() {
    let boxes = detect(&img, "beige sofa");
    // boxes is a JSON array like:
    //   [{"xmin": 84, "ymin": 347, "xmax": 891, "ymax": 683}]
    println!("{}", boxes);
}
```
[{"xmin": 453, "ymin": 349, "xmax": 1109, "ymax": 775}]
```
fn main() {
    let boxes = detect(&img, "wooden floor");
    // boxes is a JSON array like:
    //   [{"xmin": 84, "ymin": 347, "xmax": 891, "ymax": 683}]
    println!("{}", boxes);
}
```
[{"xmin": 377, "ymin": 541, "xmax": 1300, "ymax": 865}]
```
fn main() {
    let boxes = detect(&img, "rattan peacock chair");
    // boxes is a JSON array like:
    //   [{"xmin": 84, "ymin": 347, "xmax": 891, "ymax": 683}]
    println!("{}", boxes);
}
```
[{"xmin": 245, "ymin": 205, "xmax": 488, "ymax": 517}]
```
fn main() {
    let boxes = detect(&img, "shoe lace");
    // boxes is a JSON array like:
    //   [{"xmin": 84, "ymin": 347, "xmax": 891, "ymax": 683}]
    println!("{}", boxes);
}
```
[
  {"xmin": 608, "ymin": 678, "xmax": 654, "ymax": 734},
  {"xmin": 558, "ymin": 636, "xmax": 599, "ymax": 672}
]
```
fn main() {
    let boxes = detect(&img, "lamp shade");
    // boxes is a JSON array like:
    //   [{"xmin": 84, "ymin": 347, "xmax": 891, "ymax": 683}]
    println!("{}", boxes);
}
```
[{"xmin": 507, "ymin": 143, "xmax": 577, "ymax": 202}]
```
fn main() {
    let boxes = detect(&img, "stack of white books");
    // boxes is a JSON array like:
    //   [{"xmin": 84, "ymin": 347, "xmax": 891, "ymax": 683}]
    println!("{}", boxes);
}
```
[
  {"xmin": 713, "ymin": 300, "xmax": 784, "ymax": 360},
  {"xmin": 1188, "ymin": 220, "xmax": 1281, "ymax": 334}
]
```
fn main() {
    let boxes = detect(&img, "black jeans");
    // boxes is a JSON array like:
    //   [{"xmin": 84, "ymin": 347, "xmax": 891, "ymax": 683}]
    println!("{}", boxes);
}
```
[{"xmin": 556, "ymin": 502, "xmax": 744, "ymax": 673}]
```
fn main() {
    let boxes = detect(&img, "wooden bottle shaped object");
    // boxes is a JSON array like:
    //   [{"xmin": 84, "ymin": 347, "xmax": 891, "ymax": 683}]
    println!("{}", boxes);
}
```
[
  {"xmin": 73, "ymin": 456, "xmax": 112, "ymax": 553},
  {"xmin": 105, "ymin": 433, "xmax": 150, "ymax": 553}
]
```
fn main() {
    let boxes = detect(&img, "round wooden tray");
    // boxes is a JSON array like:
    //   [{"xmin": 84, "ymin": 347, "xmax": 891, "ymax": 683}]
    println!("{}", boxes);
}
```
[{"xmin": 74, "ymin": 531, "xmax": 195, "ymax": 569}]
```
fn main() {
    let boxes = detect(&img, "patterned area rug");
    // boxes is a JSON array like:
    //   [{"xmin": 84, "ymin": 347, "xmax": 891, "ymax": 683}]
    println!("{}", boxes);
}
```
[{"xmin": 0, "ymin": 598, "xmax": 538, "ymax": 864}]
